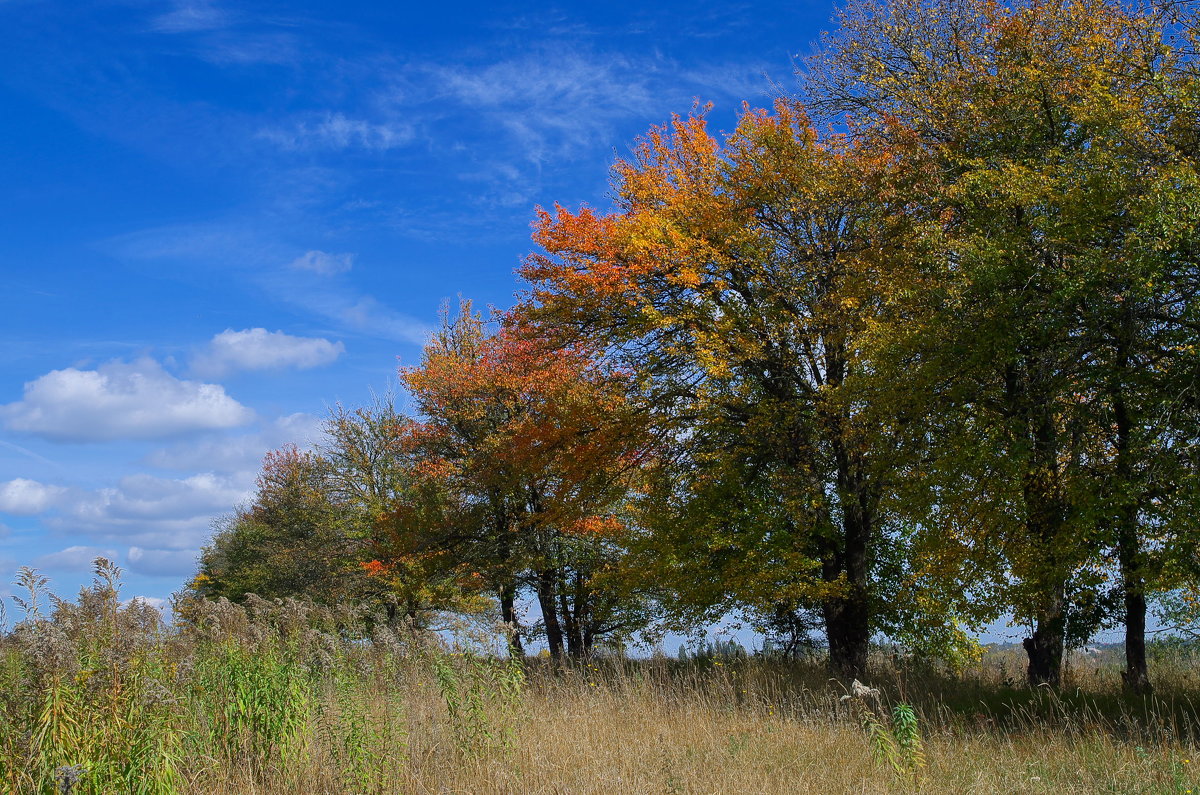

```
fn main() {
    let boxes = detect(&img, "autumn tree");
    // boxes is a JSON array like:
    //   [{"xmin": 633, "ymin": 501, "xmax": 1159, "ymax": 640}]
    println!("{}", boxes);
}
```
[
  {"xmin": 396, "ymin": 300, "xmax": 655, "ymax": 659},
  {"xmin": 520, "ymin": 102, "xmax": 948, "ymax": 678},
  {"xmin": 322, "ymin": 397, "xmax": 494, "ymax": 627},
  {"xmin": 806, "ymin": 0, "xmax": 1200, "ymax": 689},
  {"xmin": 194, "ymin": 445, "xmax": 364, "ymax": 605},
  {"xmin": 195, "ymin": 404, "xmax": 488, "ymax": 629}
]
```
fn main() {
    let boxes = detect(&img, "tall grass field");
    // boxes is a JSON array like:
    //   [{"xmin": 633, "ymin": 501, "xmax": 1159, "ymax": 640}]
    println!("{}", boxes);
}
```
[{"xmin": 1, "ymin": 562, "xmax": 1197, "ymax": 793}]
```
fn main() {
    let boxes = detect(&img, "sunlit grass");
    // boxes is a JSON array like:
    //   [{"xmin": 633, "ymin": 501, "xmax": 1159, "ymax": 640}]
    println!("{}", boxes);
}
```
[{"xmin": 1, "ymin": 561, "xmax": 1197, "ymax": 794}]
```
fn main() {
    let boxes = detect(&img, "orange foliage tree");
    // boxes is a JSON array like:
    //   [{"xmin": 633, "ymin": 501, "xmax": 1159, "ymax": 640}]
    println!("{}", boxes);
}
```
[{"xmin": 387, "ymin": 300, "xmax": 655, "ymax": 659}]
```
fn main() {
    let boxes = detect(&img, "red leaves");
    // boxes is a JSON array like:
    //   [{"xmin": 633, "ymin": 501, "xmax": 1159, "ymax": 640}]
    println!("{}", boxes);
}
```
[
  {"xmin": 361, "ymin": 559, "xmax": 391, "ymax": 577},
  {"xmin": 399, "ymin": 300, "xmax": 646, "ymax": 543}
]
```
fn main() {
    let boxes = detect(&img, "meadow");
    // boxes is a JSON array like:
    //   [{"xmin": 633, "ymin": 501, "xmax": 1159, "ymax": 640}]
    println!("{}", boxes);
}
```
[{"xmin": 1, "ymin": 563, "xmax": 1198, "ymax": 794}]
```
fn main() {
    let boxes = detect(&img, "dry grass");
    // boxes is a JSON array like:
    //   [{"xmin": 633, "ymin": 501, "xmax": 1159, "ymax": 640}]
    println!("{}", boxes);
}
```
[
  {"xmin": 2, "ymin": 563, "xmax": 1198, "ymax": 794},
  {"xmin": 201, "ymin": 660, "xmax": 1198, "ymax": 795}
]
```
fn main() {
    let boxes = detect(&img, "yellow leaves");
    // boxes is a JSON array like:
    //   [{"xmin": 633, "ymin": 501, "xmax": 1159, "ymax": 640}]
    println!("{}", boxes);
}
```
[{"xmin": 695, "ymin": 347, "xmax": 733, "ymax": 380}]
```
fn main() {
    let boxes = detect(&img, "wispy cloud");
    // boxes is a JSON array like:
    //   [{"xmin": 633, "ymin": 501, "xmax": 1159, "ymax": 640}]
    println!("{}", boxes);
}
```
[
  {"xmin": 107, "ymin": 222, "xmax": 433, "ymax": 344},
  {"xmin": 0, "ymin": 466, "xmax": 255, "ymax": 553},
  {"xmin": 261, "ymin": 260, "xmax": 434, "ymax": 345},
  {"xmin": 152, "ymin": 0, "xmax": 230, "ymax": 34},
  {"xmin": 259, "ymin": 113, "xmax": 413, "ymax": 152},
  {"xmin": 290, "ymin": 250, "xmax": 354, "ymax": 276},
  {"xmin": 107, "ymin": 222, "xmax": 286, "ymax": 270},
  {"xmin": 422, "ymin": 48, "xmax": 657, "ymax": 167},
  {"xmin": 127, "ymin": 546, "xmax": 200, "ymax": 577},
  {"xmin": 196, "ymin": 32, "xmax": 301, "ymax": 66},
  {"xmin": 31, "ymin": 543, "xmax": 199, "ymax": 578},
  {"xmin": 76, "ymin": 472, "xmax": 250, "ymax": 524},
  {"xmin": 34, "ymin": 545, "xmax": 120, "ymax": 572},
  {"xmin": 0, "ymin": 439, "xmax": 58, "ymax": 468},
  {"xmin": 280, "ymin": 289, "xmax": 432, "ymax": 346},
  {"xmin": 146, "ymin": 413, "xmax": 323, "ymax": 473},
  {"xmin": 41, "ymin": 470, "xmax": 256, "ymax": 549},
  {"xmin": 326, "ymin": 46, "xmax": 779, "ymax": 213}
]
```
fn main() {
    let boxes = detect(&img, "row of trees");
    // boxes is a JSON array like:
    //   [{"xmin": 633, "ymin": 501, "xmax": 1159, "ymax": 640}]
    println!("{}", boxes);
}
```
[
  {"xmin": 195, "ymin": 307, "xmax": 657, "ymax": 660},
  {"xmin": 194, "ymin": 0, "xmax": 1200, "ymax": 693}
]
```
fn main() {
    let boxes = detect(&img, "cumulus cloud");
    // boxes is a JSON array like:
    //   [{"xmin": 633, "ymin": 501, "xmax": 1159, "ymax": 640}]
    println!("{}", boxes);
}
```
[
  {"xmin": 146, "ymin": 412, "xmax": 323, "ymax": 473},
  {"xmin": 1, "ymin": 358, "xmax": 254, "ymax": 443},
  {"xmin": 0, "ymin": 478, "xmax": 67, "ymax": 515},
  {"xmin": 191, "ymin": 328, "xmax": 344, "ymax": 379},
  {"xmin": 69, "ymin": 472, "xmax": 252, "ymax": 526},
  {"xmin": 26, "ymin": 471, "xmax": 255, "ymax": 550},
  {"xmin": 34, "ymin": 545, "xmax": 120, "ymax": 572},
  {"xmin": 127, "ymin": 547, "xmax": 199, "ymax": 577},
  {"xmin": 289, "ymin": 250, "xmax": 354, "ymax": 276}
]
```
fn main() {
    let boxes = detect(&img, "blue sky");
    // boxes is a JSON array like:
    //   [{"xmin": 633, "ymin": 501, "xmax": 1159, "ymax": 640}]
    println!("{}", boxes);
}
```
[{"xmin": 0, "ymin": 0, "xmax": 839, "ymax": 611}]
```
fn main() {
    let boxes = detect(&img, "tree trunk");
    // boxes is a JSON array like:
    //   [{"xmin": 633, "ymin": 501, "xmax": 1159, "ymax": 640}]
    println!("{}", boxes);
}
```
[
  {"xmin": 499, "ymin": 582, "xmax": 524, "ymax": 658},
  {"xmin": 559, "ymin": 582, "xmax": 583, "ymax": 659},
  {"xmin": 1113, "ymin": 309, "xmax": 1152, "ymax": 695},
  {"xmin": 1023, "ymin": 586, "xmax": 1066, "ymax": 688},
  {"xmin": 536, "ymin": 568, "xmax": 564, "ymax": 661},
  {"xmin": 559, "ymin": 570, "xmax": 590, "ymax": 659},
  {"xmin": 573, "ymin": 571, "xmax": 593, "ymax": 659},
  {"xmin": 823, "ymin": 431, "xmax": 874, "ymax": 681},
  {"xmin": 492, "ymin": 498, "xmax": 524, "ymax": 656},
  {"xmin": 1120, "ymin": 577, "xmax": 1152, "ymax": 695},
  {"xmin": 1017, "ymin": 371, "xmax": 1069, "ymax": 689},
  {"xmin": 1115, "ymin": 427, "xmax": 1152, "ymax": 695},
  {"xmin": 823, "ymin": 588, "xmax": 870, "ymax": 680}
]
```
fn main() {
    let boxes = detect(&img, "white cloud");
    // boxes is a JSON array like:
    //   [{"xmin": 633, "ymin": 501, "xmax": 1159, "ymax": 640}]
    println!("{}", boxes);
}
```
[
  {"xmin": 259, "ymin": 113, "xmax": 413, "ymax": 152},
  {"xmin": 1, "ymin": 358, "xmax": 254, "ymax": 442},
  {"xmin": 191, "ymin": 328, "xmax": 344, "ymax": 379},
  {"xmin": 34, "ymin": 545, "xmax": 120, "ymax": 572},
  {"xmin": 0, "ymin": 478, "xmax": 67, "ymax": 515},
  {"xmin": 127, "ymin": 547, "xmax": 199, "ymax": 577},
  {"xmin": 72, "ymin": 472, "xmax": 252, "ymax": 525},
  {"xmin": 146, "ymin": 412, "xmax": 323, "ymax": 472},
  {"xmin": 289, "ymin": 250, "xmax": 354, "ymax": 276},
  {"xmin": 44, "ymin": 471, "xmax": 255, "ymax": 549}
]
